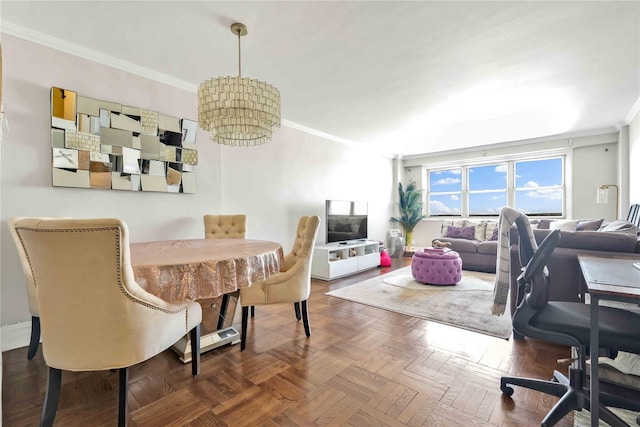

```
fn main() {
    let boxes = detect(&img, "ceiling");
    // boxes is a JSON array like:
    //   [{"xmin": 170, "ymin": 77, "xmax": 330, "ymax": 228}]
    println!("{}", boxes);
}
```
[{"xmin": 2, "ymin": 1, "xmax": 639, "ymax": 157}]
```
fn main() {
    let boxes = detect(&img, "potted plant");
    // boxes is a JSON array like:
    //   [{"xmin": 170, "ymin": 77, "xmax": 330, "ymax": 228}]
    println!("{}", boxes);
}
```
[{"xmin": 390, "ymin": 181, "xmax": 427, "ymax": 248}]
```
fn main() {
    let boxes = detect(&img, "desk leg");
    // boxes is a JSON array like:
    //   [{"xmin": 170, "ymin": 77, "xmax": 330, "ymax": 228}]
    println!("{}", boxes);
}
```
[{"xmin": 590, "ymin": 294, "xmax": 600, "ymax": 427}]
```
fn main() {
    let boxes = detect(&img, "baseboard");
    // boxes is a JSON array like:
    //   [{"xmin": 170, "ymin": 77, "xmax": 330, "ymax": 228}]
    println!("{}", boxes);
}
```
[{"xmin": 1, "ymin": 321, "xmax": 33, "ymax": 352}]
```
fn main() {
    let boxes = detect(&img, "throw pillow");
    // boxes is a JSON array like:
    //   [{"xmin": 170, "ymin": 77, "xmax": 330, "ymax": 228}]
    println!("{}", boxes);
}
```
[
  {"xmin": 441, "ymin": 220, "xmax": 465, "ymax": 237},
  {"xmin": 465, "ymin": 220, "xmax": 487, "ymax": 241},
  {"xmin": 537, "ymin": 219, "xmax": 551, "ymax": 229},
  {"xmin": 550, "ymin": 220, "xmax": 579, "ymax": 231},
  {"xmin": 446, "ymin": 225, "xmax": 476, "ymax": 240},
  {"xmin": 489, "ymin": 226, "xmax": 499, "ymax": 241},
  {"xmin": 485, "ymin": 221, "xmax": 498, "ymax": 240},
  {"xmin": 599, "ymin": 220, "xmax": 638, "ymax": 235},
  {"xmin": 576, "ymin": 218, "xmax": 604, "ymax": 231}
]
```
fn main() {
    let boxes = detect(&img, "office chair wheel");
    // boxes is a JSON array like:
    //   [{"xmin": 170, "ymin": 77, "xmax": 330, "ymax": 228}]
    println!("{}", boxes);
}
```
[{"xmin": 500, "ymin": 383, "xmax": 514, "ymax": 397}]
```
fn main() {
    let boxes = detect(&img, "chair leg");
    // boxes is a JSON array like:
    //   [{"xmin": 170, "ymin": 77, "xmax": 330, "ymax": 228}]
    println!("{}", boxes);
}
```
[
  {"xmin": 294, "ymin": 302, "xmax": 301, "ymax": 321},
  {"xmin": 251, "ymin": 305, "xmax": 255, "ymax": 318},
  {"xmin": 190, "ymin": 324, "xmax": 201, "ymax": 376},
  {"xmin": 241, "ymin": 306, "xmax": 249, "ymax": 351},
  {"xmin": 301, "ymin": 300, "xmax": 311, "ymax": 337},
  {"xmin": 40, "ymin": 367, "xmax": 61, "ymax": 427},
  {"xmin": 500, "ymin": 375, "xmax": 569, "ymax": 399},
  {"xmin": 28, "ymin": 316, "xmax": 41, "ymax": 360},
  {"xmin": 118, "ymin": 368, "xmax": 128, "ymax": 427},
  {"xmin": 539, "ymin": 387, "xmax": 582, "ymax": 427}
]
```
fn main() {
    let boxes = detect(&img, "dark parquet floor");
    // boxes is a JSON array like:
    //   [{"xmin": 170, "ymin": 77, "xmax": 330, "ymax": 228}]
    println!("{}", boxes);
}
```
[{"xmin": 2, "ymin": 258, "xmax": 573, "ymax": 426}]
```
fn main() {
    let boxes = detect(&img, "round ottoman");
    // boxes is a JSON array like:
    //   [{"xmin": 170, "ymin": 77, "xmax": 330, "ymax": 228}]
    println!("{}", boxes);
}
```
[{"xmin": 411, "ymin": 249, "xmax": 462, "ymax": 285}]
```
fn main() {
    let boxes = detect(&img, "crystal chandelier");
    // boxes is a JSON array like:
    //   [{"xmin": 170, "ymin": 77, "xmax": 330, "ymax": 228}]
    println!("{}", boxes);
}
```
[{"xmin": 198, "ymin": 23, "xmax": 281, "ymax": 147}]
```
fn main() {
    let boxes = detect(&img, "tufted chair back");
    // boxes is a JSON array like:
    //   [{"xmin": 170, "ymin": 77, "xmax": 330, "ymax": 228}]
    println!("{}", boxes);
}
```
[
  {"xmin": 238, "ymin": 215, "xmax": 320, "ymax": 350},
  {"xmin": 14, "ymin": 217, "xmax": 202, "ymax": 370},
  {"xmin": 203, "ymin": 214, "xmax": 246, "ymax": 239},
  {"xmin": 14, "ymin": 217, "xmax": 202, "ymax": 425}
]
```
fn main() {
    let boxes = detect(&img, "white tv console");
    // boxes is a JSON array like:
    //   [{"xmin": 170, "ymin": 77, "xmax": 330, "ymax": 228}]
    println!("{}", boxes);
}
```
[{"xmin": 311, "ymin": 240, "xmax": 380, "ymax": 281}]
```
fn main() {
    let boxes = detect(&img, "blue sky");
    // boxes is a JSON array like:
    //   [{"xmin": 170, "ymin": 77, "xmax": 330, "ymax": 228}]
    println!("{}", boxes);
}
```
[{"xmin": 429, "ymin": 158, "xmax": 563, "ymax": 216}]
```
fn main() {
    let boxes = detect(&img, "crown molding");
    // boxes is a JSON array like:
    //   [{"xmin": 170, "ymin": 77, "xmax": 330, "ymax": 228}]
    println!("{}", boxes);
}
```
[
  {"xmin": 3, "ymin": 21, "xmax": 392, "ymax": 157},
  {"xmin": 2, "ymin": 21, "xmax": 197, "ymax": 92},
  {"xmin": 281, "ymin": 119, "xmax": 395, "ymax": 158},
  {"xmin": 401, "ymin": 127, "xmax": 619, "ymax": 161},
  {"xmin": 625, "ymin": 95, "xmax": 640, "ymax": 124}
]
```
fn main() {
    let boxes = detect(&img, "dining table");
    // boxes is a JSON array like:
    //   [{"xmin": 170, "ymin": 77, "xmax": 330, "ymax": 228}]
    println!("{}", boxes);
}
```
[{"xmin": 129, "ymin": 238, "xmax": 284, "ymax": 361}]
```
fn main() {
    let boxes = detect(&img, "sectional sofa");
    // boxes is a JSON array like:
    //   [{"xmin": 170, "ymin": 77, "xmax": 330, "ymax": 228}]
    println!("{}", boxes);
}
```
[
  {"xmin": 508, "ymin": 219, "xmax": 640, "ymax": 318},
  {"xmin": 435, "ymin": 219, "xmax": 499, "ymax": 273}
]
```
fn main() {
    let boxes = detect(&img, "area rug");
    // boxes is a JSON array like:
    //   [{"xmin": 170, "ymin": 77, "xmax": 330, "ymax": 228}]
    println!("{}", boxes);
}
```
[
  {"xmin": 574, "ymin": 407, "xmax": 638, "ymax": 426},
  {"xmin": 325, "ymin": 267, "xmax": 512, "ymax": 339}
]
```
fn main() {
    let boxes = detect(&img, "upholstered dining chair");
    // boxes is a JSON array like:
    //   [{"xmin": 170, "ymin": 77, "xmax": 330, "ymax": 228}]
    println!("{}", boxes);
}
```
[
  {"xmin": 204, "ymin": 214, "xmax": 247, "ymax": 239},
  {"xmin": 7, "ymin": 216, "xmax": 71, "ymax": 360},
  {"xmin": 203, "ymin": 214, "xmax": 247, "ymax": 328},
  {"xmin": 500, "ymin": 224, "xmax": 640, "ymax": 426},
  {"xmin": 239, "ymin": 215, "xmax": 320, "ymax": 351},
  {"xmin": 14, "ymin": 218, "xmax": 202, "ymax": 427}
]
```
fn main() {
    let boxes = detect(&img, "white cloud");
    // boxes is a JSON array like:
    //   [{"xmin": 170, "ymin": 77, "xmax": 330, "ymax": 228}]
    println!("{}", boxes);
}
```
[
  {"xmin": 526, "ymin": 188, "xmax": 563, "ymax": 200},
  {"xmin": 495, "ymin": 164, "xmax": 508, "ymax": 173},
  {"xmin": 450, "ymin": 194, "xmax": 459, "ymax": 200},
  {"xmin": 429, "ymin": 200, "xmax": 461, "ymax": 215},
  {"xmin": 435, "ymin": 177, "xmax": 461, "ymax": 185}
]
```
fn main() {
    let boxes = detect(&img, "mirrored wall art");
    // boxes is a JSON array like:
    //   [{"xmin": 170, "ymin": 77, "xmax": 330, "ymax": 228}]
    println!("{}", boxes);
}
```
[{"xmin": 50, "ymin": 87, "xmax": 197, "ymax": 193}]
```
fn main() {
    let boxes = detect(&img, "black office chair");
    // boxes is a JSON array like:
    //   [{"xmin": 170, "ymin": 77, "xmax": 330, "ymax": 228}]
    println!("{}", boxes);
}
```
[
  {"xmin": 500, "ymin": 225, "xmax": 640, "ymax": 426},
  {"xmin": 627, "ymin": 204, "xmax": 640, "ymax": 228}
]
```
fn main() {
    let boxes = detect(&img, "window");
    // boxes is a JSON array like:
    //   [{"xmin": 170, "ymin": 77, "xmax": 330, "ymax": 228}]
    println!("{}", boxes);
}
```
[
  {"xmin": 468, "ymin": 163, "xmax": 507, "ymax": 216},
  {"xmin": 426, "ymin": 156, "xmax": 564, "ymax": 217},
  {"xmin": 514, "ymin": 158, "xmax": 563, "ymax": 216},
  {"xmin": 428, "ymin": 168, "xmax": 462, "ymax": 215}
]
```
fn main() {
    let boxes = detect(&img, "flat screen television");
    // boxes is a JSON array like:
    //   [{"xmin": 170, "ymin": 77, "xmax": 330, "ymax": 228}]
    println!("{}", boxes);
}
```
[{"xmin": 326, "ymin": 200, "xmax": 368, "ymax": 243}]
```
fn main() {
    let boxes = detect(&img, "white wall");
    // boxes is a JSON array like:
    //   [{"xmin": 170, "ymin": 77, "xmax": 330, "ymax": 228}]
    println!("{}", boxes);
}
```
[
  {"xmin": 0, "ymin": 35, "xmax": 395, "ymax": 334},
  {"xmin": 630, "ymin": 110, "xmax": 640, "ymax": 203}
]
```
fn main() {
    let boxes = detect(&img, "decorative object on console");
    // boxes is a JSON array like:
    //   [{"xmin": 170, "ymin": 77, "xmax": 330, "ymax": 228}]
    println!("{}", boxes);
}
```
[
  {"xmin": 432, "ymin": 239, "xmax": 452, "ymax": 249},
  {"xmin": 198, "ymin": 22, "xmax": 281, "ymax": 147},
  {"xmin": 50, "ymin": 87, "xmax": 197, "ymax": 193},
  {"xmin": 597, "ymin": 183, "xmax": 619, "ymax": 219},
  {"xmin": 390, "ymin": 181, "xmax": 427, "ymax": 247}
]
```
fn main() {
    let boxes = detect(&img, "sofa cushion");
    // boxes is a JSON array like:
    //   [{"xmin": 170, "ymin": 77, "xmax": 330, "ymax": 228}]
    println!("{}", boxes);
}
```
[
  {"xmin": 438, "ymin": 237, "xmax": 479, "ymax": 253},
  {"xmin": 446, "ymin": 225, "xmax": 476, "ymax": 240},
  {"xmin": 477, "ymin": 240, "xmax": 498, "ymax": 255},
  {"xmin": 557, "ymin": 230, "xmax": 638, "ymax": 253}
]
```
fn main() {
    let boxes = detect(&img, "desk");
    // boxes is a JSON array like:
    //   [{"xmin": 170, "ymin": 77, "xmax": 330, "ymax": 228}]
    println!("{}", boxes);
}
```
[
  {"xmin": 130, "ymin": 239, "xmax": 283, "ymax": 360},
  {"xmin": 578, "ymin": 254, "xmax": 640, "ymax": 427}
]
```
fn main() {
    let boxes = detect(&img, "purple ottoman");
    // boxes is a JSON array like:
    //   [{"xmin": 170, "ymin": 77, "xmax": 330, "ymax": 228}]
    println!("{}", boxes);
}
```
[{"xmin": 411, "ymin": 249, "xmax": 462, "ymax": 285}]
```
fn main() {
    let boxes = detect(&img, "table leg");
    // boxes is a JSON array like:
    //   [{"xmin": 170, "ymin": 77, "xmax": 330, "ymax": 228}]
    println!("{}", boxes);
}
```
[{"xmin": 590, "ymin": 294, "xmax": 600, "ymax": 426}]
